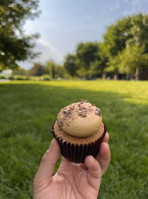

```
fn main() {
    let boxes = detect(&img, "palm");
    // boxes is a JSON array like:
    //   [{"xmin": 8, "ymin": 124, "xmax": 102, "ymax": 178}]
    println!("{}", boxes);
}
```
[
  {"xmin": 53, "ymin": 158, "xmax": 100, "ymax": 199},
  {"xmin": 35, "ymin": 158, "xmax": 100, "ymax": 199}
]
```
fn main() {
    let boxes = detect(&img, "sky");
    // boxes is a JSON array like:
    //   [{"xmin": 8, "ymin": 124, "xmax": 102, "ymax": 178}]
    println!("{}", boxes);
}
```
[{"xmin": 22, "ymin": 0, "xmax": 148, "ymax": 69}]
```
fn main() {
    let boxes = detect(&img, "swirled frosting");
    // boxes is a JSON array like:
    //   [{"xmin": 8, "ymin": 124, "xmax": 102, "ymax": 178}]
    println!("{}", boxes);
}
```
[{"xmin": 57, "ymin": 100, "xmax": 102, "ymax": 137}]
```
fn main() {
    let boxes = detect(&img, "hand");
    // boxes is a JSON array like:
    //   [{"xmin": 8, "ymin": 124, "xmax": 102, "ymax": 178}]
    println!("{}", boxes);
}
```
[{"xmin": 33, "ymin": 133, "xmax": 110, "ymax": 199}]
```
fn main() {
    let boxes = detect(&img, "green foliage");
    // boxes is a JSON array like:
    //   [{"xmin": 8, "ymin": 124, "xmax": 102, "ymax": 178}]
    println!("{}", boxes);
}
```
[
  {"xmin": 76, "ymin": 42, "xmax": 99, "ymax": 69},
  {"xmin": 0, "ymin": 74, "xmax": 6, "ymax": 79},
  {"xmin": 118, "ymin": 44, "xmax": 148, "ymax": 74},
  {"xmin": 8, "ymin": 75, "xmax": 30, "ymax": 80},
  {"xmin": 27, "ymin": 61, "xmax": 68, "ymax": 79},
  {"xmin": 102, "ymin": 17, "xmax": 131, "ymax": 57},
  {"xmin": 75, "ymin": 42, "xmax": 101, "ymax": 78},
  {"xmin": 127, "ymin": 14, "xmax": 148, "ymax": 53},
  {"xmin": 63, "ymin": 14, "xmax": 148, "ymax": 80},
  {"xmin": 45, "ymin": 61, "xmax": 68, "ymax": 79},
  {"xmin": 28, "ymin": 63, "xmax": 48, "ymax": 76},
  {"xmin": 40, "ymin": 74, "xmax": 51, "ymax": 81},
  {"xmin": 54, "ymin": 65, "xmax": 67, "ymax": 78},
  {"xmin": 45, "ymin": 60, "xmax": 56, "ymax": 78},
  {"xmin": 0, "ymin": 0, "xmax": 40, "ymax": 69},
  {"xmin": 106, "ymin": 44, "xmax": 148, "ymax": 77},
  {"xmin": 0, "ymin": 80, "xmax": 148, "ymax": 199},
  {"xmin": 63, "ymin": 42, "xmax": 104, "ymax": 79},
  {"xmin": 64, "ymin": 54, "xmax": 77, "ymax": 77},
  {"xmin": 102, "ymin": 13, "xmax": 148, "ymax": 78}
]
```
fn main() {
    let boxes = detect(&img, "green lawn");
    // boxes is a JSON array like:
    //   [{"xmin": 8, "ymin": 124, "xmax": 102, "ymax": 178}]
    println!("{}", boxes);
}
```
[{"xmin": 0, "ymin": 80, "xmax": 148, "ymax": 199}]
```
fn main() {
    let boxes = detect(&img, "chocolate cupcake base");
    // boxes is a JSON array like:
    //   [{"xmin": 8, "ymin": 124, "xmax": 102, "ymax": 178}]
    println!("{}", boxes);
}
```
[{"xmin": 52, "ymin": 121, "xmax": 106, "ymax": 163}]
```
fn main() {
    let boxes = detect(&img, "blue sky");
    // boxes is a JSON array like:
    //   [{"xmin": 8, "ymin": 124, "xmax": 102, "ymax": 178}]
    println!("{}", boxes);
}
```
[{"xmin": 23, "ymin": 0, "xmax": 148, "ymax": 69}]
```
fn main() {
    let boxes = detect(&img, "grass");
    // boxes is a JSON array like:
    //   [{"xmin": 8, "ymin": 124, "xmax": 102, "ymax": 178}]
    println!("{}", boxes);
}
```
[{"xmin": 0, "ymin": 80, "xmax": 148, "ymax": 199}]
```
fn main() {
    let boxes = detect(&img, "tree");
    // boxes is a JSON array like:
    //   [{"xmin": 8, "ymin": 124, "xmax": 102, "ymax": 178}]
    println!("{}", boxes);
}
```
[
  {"xmin": 118, "ymin": 44, "xmax": 148, "ymax": 80},
  {"xmin": 45, "ymin": 60, "xmax": 56, "ymax": 79},
  {"xmin": 63, "ymin": 42, "xmax": 108, "ymax": 79},
  {"xmin": 0, "ymin": 0, "xmax": 40, "ymax": 70},
  {"xmin": 64, "ymin": 54, "xmax": 77, "ymax": 77},
  {"xmin": 106, "ymin": 44, "xmax": 148, "ymax": 80},
  {"xmin": 125, "ymin": 14, "xmax": 148, "ymax": 79},
  {"xmin": 93, "ymin": 42, "xmax": 108, "ymax": 79},
  {"xmin": 105, "ymin": 45, "xmax": 148, "ymax": 80},
  {"xmin": 75, "ymin": 42, "xmax": 100, "ymax": 78},
  {"xmin": 54, "ymin": 65, "xmax": 67, "ymax": 78},
  {"xmin": 127, "ymin": 14, "xmax": 148, "ymax": 53},
  {"xmin": 28, "ymin": 63, "xmax": 48, "ymax": 76},
  {"xmin": 100, "ymin": 17, "xmax": 132, "ymax": 78},
  {"xmin": 102, "ymin": 17, "xmax": 132, "ymax": 57},
  {"xmin": 105, "ymin": 56, "xmax": 120, "ymax": 80},
  {"xmin": 102, "ymin": 13, "xmax": 148, "ymax": 79}
]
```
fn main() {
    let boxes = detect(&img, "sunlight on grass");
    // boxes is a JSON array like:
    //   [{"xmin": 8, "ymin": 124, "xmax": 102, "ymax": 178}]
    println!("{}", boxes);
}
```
[
  {"xmin": 4, "ymin": 80, "xmax": 148, "ymax": 105},
  {"xmin": 47, "ymin": 80, "xmax": 146, "ymax": 104}
]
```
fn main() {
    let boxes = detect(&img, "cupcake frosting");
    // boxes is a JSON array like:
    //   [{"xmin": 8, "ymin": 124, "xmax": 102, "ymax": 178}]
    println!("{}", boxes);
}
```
[{"xmin": 57, "ymin": 100, "xmax": 102, "ymax": 137}]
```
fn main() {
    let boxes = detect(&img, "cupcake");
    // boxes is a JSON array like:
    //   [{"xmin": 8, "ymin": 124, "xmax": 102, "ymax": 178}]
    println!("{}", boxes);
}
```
[{"xmin": 52, "ymin": 100, "xmax": 106, "ymax": 163}]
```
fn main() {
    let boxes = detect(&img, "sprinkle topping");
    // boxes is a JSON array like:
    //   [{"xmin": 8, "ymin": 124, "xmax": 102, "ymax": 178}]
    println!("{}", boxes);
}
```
[{"xmin": 57, "ymin": 100, "xmax": 103, "ymax": 137}]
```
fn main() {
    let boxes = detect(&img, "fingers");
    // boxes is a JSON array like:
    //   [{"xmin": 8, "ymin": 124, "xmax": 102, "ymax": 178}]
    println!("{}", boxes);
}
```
[
  {"xmin": 85, "ymin": 156, "xmax": 101, "ymax": 190},
  {"xmin": 80, "ymin": 163, "xmax": 88, "ymax": 170},
  {"xmin": 96, "ymin": 142, "xmax": 111, "ymax": 176},
  {"xmin": 34, "ymin": 139, "xmax": 61, "ymax": 184},
  {"xmin": 103, "ymin": 132, "xmax": 109, "ymax": 143},
  {"xmin": 79, "ymin": 133, "xmax": 109, "ymax": 171}
]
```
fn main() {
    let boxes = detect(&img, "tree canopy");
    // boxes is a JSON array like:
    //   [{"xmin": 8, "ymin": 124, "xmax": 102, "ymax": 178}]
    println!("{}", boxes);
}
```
[
  {"xmin": 64, "ymin": 54, "xmax": 77, "ymax": 77},
  {"xmin": 28, "ymin": 62, "xmax": 48, "ymax": 76},
  {"xmin": 0, "ymin": 0, "xmax": 40, "ymax": 70},
  {"xmin": 62, "ymin": 13, "xmax": 148, "ymax": 80}
]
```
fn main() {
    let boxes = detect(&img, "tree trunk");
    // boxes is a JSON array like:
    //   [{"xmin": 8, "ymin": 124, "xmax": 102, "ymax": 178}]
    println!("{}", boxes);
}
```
[
  {"xmin": 102, "ymin": 72, "xmax": 106, "ymax": 80},
  {"xmin": 114, "ymin": 73, "xmax": 118, "ymax": 80},
  {"xmin": 135, "ymin": 67, "xmax": 139, "ymax": 80}
]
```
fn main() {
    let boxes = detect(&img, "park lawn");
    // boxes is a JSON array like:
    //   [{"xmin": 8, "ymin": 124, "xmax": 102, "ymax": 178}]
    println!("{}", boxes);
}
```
[{"xmin": 0, "ymin": 80, "xmax": 148, "ymax": 199}]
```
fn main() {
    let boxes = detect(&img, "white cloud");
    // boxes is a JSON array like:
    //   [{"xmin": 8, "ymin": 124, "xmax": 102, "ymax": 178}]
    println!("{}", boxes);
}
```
[
  {"xmin": 19, "ymin": 39, "xmax": 64, "ymax": 69},
  {"xmin": 109, "ymin": 0, "xmax": 120, "ymax": 11}
]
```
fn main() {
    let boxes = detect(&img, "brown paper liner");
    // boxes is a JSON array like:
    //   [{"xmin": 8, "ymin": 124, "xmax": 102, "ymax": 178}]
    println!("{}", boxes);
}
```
[{"xmin": 52, "ymin": 123, "xmax": 107, "ymax": 163}]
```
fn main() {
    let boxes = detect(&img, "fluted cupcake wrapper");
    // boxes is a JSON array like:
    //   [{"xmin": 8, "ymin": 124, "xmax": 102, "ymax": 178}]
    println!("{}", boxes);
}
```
[{"xmin": 52, "ymin": 123, "xmax": 107, "ymax": 163}]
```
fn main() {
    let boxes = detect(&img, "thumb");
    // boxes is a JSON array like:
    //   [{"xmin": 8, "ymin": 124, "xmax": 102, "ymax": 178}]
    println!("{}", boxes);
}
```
[
  {"xmin": 34, "ymin": 139, "xmax": 61, "ymax": 184},
  {"xmin": 96, "ymin": 142, "xmax": 111, "ymax": 176}
]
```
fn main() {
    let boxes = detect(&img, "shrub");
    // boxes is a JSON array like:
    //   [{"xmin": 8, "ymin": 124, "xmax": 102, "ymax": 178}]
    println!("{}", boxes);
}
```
[
  {"xmin": 8, "ymin": 76, "xmax": 15, "ymax": 80},
  {"xmin": 0, "ymin": 74, "xmax": 6, "ymax": 79},
  {"xmin": 8, "ymin": 75, "xmax": 30, "ymax": 80},
  {"xmin": 15, "ymin": 75, "xmax": 30, "ymax": 80},
  {"xmin": 40, "ymin": 75, "xmax": 51, "ymax": 81}
]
